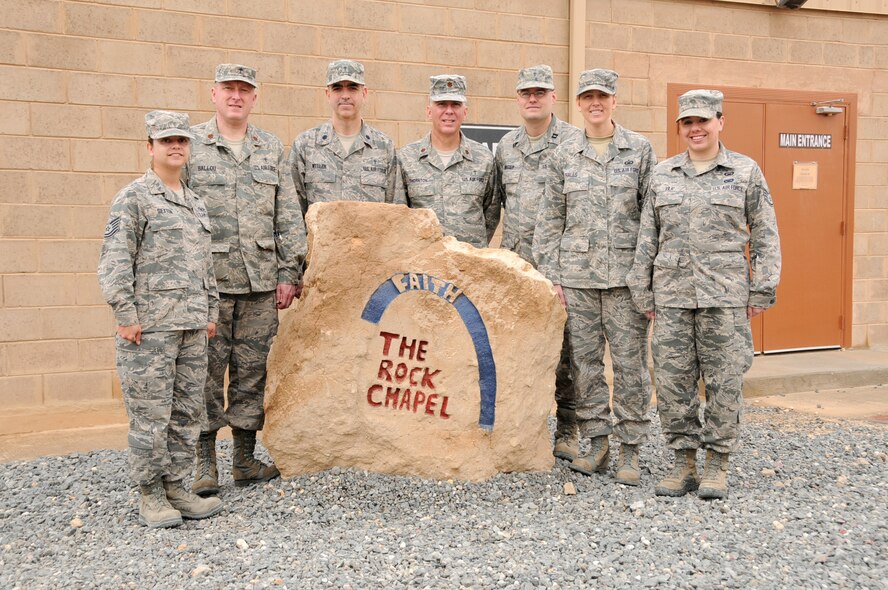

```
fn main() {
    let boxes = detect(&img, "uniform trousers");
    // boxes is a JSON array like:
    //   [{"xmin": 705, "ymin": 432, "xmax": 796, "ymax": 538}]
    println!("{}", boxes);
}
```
[
  {"xmin": 563, "ymin": 286, "xmax": 652, "ymax": 444},
  {"xmin": 554, "ymin": 326, "xmax": 577, "ymax": 439},
  {"xmin": 117, "ymin": 329, "xmax": 208, "ymax": 485},
  {"xmin": 204, "ymin": 291, "xmax": 278, "ymax": 432},
  {"xmin": 652, "ymin": 306, "xmax": 753, "ymax": 454}
]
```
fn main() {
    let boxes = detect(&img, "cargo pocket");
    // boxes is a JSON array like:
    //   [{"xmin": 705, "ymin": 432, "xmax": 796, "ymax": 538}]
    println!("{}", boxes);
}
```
[{"xmin": 256, "ymin": 236, "xmax": 277, "ymax": 283}]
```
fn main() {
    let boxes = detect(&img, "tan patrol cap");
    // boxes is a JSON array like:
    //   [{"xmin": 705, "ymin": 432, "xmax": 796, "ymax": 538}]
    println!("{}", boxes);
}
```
[
  {"xmin": 327, "ymin": 60, "xmax": 365, "ymax": 85},
  {"xmin": 676, "ymin": 89, "xmax": 724, "ymax": 121},
  {"xmin": 429, "ymin": 74, "xmax": 467, "ymax": 103},
  {"xmin": 576, "ymin": 68, "xmax": 618, "ymax": 96},
  {"xmin": 144, "ymin": 110, "xmax": 194, "ymax": 140},
  {"xmin": 214, "ymin": 63, "xmax": 257, "ymax": 87},
  {"xmin": 516, "ymin": 65, "xmax": 555, "ymax": 91}
]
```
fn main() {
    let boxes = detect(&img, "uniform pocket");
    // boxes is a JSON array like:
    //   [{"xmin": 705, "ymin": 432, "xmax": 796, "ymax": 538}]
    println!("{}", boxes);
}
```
[{"xmin": 559, "ymin": 235, "xmax": 589, "ymax": 252}]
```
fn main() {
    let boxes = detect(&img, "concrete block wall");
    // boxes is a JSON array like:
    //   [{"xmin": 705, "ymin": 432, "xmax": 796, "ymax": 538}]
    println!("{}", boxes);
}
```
[{"xmin": 0, "ymin": 0, "xmax": 887, "ymax": 426}]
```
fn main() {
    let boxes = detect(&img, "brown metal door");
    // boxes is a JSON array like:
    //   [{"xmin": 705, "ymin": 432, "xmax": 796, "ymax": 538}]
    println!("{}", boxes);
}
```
[
  {"xmin": 667, "ymin": 84, "xmax": 855, "ymax": 352},
  {"xmin": 761, "ymin": 103, "xmax": 847, "ymax": 351}
]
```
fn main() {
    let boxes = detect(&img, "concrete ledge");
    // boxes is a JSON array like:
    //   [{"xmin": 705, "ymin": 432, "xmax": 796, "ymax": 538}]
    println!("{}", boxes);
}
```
[
  {"xmin": 0, "ymin": 400, "xmax": 127, "ymax": 437},
  {"xmin": 744, "ymin": 349, "xmax": 888, "ymax": 397}
]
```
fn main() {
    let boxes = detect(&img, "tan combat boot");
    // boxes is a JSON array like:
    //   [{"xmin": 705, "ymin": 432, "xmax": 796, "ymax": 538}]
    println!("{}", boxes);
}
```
[
  {"xmin": 553, "ymin": 434, "xmax": 579, "ymax": 462},
  {"xmin": 138, "ymin": 478, "xmax": 182, "ymax": 529},
  {"xmin": 655, "ymin": 449, "xmax": 700, "ymax": 497},
  {"xmin": 192, "ymin": 430, "xmax": 219, "ymax": 497},
  {"xmin": 614, "ymin": 444, "xmax": 641, "ymax": 486},
  {"xmin": 164, "ymin": 480, "xmax": 224, "ymax": 519},
  {"xmin": 569, "ymin": 436, "xmax": 610, "ymax": 476},
  {"xmin": 698, "ymin": 450, "xmax": 730, "ymax": 499},
  {"xmin": 232, "ymin": 428, "xmax": 280, "ymax": 487}
]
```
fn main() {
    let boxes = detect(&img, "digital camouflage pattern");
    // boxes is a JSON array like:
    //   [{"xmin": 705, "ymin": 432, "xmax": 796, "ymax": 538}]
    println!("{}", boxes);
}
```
[
  {"xmin": 429, "ymin": 74, "xmax": 467, "ymax": 103},
  {"xmin": 496, "ymin": 115, "xmax": 582, "ymax": 264},
  {"xmin": 144, "ymin": 110, "xmax": 194, "ymax": 140},
  {"xmin": 627, "ymin": 143, "xmax": 780, "ymax": 455},
  {"xmin": 562, "ymin": 286, "xmax": 652, "ymax": 444},
  {"xmin": 516, "ymin": 64, "xmax": 555, "ymax": 91},
  {"xmin": 626, "ymin": 145, "xmax": 782, "ymax": 313},
  {"xmin": 204, "ymin": 291, "xmax": 278, "ymax": 431},
  {"xmin": 533, "ymin": 123, "xmax": 655, "ymax": 446},
  {"xmin": 396, "ymin": 133, "xmax": 500, "ymax": 248},
  {"xmin": 676, "ymin": 88, "xmax": 723, "ymax": 121},
  {"xmin": 326, "ymin": 59, "xmax": 365, "ymax": 85},
  {"xmin": 98, "ymin": 169, "xmax": 218, "ymax": 331},
  {"xmin": 186, "ymin": 116, "xmax": 307, "ymax": 294},
  {"xmin": 534, "ymin": 123, "xmax": 656, "ymax": 289},
  {"xmin": 98, "ymin": 166, "xmax": 216, "ymax": 486},
  {"xmin": 289, "ymin": 121, "xmax": 402, "ymax": 214},
  {"xmin": 117, "ymin": 330, "xmax": 208, "ymax": 485},
  {"xmin": 653, "ymin": 307, "xmax": 752, "ymax": 453},
  {"xmin": 215, "ymin": 63, "xmax": 257, "ymax": 87},
  {"xmin": 576, "ymin": 68, "xmax": 618, "ymax": 96}
]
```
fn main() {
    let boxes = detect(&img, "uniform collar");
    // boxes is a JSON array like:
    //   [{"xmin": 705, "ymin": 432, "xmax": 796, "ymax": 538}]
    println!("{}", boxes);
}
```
[
  {"xmin": 417, "ymin": 132, "xmax": 473, "ymax": 166},
  {"xmin": 515, "ymin": 115, "xmax": 563, "ymax": 155},
  {"xmin": 675, "ymin": 143, "xmax": 731, "ymax": 176},
  {"xmin": 145, "ymin": 168, "xmax": 189, "ymax": 208},
  {"xmin": 316, "ymin": 120, "xmax": 375, "ymax": 154},
  {"xmin": 202, "ymin": 116, "xmax": 261, "ymax": 149}
]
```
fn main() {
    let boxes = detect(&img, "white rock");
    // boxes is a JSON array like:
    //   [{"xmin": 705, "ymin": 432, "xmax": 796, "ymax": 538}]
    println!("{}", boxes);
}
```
[{"xmin": 236, "ymin": 538, "xmax": 249, "ymax": 550}]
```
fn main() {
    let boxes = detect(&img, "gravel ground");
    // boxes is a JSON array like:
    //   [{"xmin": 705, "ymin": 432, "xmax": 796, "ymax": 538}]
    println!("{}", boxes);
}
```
[{"xmin": 1, "ymin": 406, "xmax": 886, "ymax": 590}]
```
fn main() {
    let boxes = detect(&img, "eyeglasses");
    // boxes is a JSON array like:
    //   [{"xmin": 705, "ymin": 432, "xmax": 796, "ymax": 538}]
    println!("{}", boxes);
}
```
[{"xmin": 518, "ymin": 89, "xmax": 551, "ymax": 100}]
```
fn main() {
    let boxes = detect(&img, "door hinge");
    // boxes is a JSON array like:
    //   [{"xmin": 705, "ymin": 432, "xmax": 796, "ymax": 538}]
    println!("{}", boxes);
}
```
[
  {"xmin": 839, "ymin": 315, "xmax": 844, "ymax": 329},
  {"xmin": 839, "ymin": 221, "xmax": 845, "ymax": 236}
]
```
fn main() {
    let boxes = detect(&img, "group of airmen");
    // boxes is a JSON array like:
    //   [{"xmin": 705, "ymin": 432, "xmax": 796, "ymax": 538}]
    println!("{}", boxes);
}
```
[{"xmin": 98, "ymin": 59, "xmax": 781, "ymax": 529}]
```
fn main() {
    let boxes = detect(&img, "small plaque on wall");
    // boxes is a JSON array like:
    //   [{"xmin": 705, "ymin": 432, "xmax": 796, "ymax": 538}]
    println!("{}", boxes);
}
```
[{"xmin": 792, "ymin": 161, "xmax": 818, "ymax": 190}]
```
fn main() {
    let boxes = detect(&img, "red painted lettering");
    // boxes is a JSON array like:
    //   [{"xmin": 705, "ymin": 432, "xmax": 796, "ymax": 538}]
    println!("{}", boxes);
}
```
[
  {"xmin": 421, "ymin": 368, "xmax": 440, "ymax": 389},
  {"xmin": 412, "ymin": 391, "xmax": 426, "ymax": 413},
  {"xmin": 377, "ymin": 359, "xmax": 393, "ymax": 381},
  {"xmin": 417, "ymin": 340, "xmax": 429, "ymax": 361},
  {"xmin": 379, "ymin": 331, "xmax": 399, "ymax": 356},
  {"xmin": 399, "ymin": 337, "xmax": 417, "ymax": 359},
  {"xmin": 425, "ymin": 393, "xmax": 438, "ymax": 415},
  {"xmin": 398, "ymin": 389, "xmax": 412, "ymax": 410},
  {"xmin": 409, "ymin": 366, "xmax": 423, "ymax": 386},
  {"xmin": 394, "ymin": 362, "xmax": 408, "ymax": 383},
  {"xmin": 384, "ymin": 387, "xmax": 400, "ymax": 408},
  {"xmin": 367, "ymin": 384, "xmax": 382, "ymax": 407},
  {"xmin": 439, "ymin": 396, "xmax": 450, "ymax": 419}
]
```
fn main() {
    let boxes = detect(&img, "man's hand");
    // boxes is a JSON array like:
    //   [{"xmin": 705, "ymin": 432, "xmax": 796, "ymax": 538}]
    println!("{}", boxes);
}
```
[
  {"xmin": 207, "ymin": 322, "xmax": 217, "ymax": 339},
  {"xmin": 117, "ymin": 324, "xmax": 142, "ymax": 345},
  {"xmin": 294, "ymin": 282, "xmax": 304, "ymax": 300},
  {"xmin": 554, "ymin": 284, "xmax": 567, "ymax": 309},
  {"xmin": 747, "ymin": 306, "xmax": 765, "ymax": 319},
  {"xmin": 276, "ymin": 283, "xmax": 297, "ymax": 309},
  {"xmin": 644, "ymin": 311, "xmax": 656, "ymax": 321}
]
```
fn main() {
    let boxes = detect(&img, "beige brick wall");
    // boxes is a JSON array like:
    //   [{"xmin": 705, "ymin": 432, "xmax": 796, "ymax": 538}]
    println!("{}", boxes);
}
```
[{"xmin": 0, "ymin": 0, "xmax": 886, "ymax": 422}]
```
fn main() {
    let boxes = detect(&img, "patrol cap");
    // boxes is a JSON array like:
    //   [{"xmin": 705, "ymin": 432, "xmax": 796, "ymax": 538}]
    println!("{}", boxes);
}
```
[
  {"xmin": 145, "ymin": 110, "xmax": 194, "ymax": 140},
  {"xmin": 214, "ymin": 63, "xmax": 257, "ymax": 87},
  {"xmin": 516, "ymin": 65, "xmax": 555, "ymax": 91},
  {"xmin": 429, "ymin": 74, "xmax": 467, "ymax": 103},
  {"xmin": 676, "ymin": 89, "xmax": 724, "ymax": 121},
  {"xmin": 576, "ymin": 68, "xmax": 618, "ymax": 96},
  {"xmin": 327, "ymin": 59, "xmax": 365, "ymax": 85}
]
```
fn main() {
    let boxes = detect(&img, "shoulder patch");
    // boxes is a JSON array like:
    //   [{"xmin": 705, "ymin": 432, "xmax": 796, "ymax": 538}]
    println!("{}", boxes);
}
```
[{"xmin": 104, "ymin": 216, "xmax": 121, "ymax": 239}]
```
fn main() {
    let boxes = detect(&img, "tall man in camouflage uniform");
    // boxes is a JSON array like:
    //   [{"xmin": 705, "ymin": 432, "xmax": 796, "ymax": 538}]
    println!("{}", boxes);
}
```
[
  {"xmin": 187, "ymin": 64, "xmax": 307, "ymax": 496},
  {"xmin": 534, "ymin": 69, "xmax": 656, "ymax": 486},
  {"xmin": 627, "ymin": 89, "xmax": 781, "ymax": 499},
  {"xmin": 396, "ymin": 75, "xmax": 499, "ymax": 248},
  {"xmin": 289, "ymin": 59, "xmax": 401, "ymax": 213},
  {"xmin": 495, "ymin": 65, "xmax": 584, "ymax": 461},
  {"xmin": 99, "ymin": 111, "xmax": 223, "ymax": 528}
]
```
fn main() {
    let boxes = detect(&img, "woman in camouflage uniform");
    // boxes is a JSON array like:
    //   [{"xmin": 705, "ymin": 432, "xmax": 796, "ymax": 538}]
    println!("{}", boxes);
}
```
[{"xmin": 98, "ymin": 111, "xmax": 224, "ymax": 528}]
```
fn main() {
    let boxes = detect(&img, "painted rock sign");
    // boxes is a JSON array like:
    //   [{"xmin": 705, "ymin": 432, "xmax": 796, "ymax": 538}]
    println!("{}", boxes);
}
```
[{"xmin": 264, "ymin": 202, "xmax": 565, "ymax": 481}]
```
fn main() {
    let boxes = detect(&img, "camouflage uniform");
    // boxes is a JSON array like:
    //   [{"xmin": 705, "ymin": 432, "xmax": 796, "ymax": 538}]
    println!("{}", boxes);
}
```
[
  {"xmin": 187, "ymin": 71, "xmax": 306, "ymax": 432},
  {"xmin": 627, "ymin": 141, "xmax": 781, "ymax": 453},
  {"xmin": 290, "ymin": 121, "xmax": 400, "ymax": 213},
  {"xmin": 496, "ymin": 65, "xmax": 585, "ymax": 446},
  {"xmin": 534, "ymin": 114, "xmax": 656, "ymax": 445},
  {"xmin": 397, "ymin": 133, "xmax": 498, "ymax": 248},
  {"xmin": 289, "ymin": 60, "xmax": 402, "ymax": 213},
  {"xmin": 396, "ymin": 75, "xmax": 499, "ymax": 248},
  {"xmin": 98, "ymin": 112, "xmax": 218, "ymax": 486}
]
